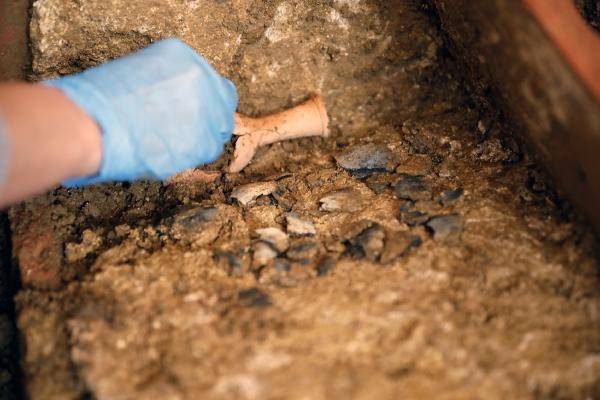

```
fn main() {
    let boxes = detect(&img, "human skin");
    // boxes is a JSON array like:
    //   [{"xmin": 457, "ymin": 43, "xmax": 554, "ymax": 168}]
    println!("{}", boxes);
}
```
[{"xmin": 0, "ymin": 83, "xmax": 102, "ymax": 207}]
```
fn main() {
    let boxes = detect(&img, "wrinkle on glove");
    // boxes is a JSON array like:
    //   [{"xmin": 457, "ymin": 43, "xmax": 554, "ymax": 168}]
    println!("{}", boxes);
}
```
[{"xmin": 44, "ymin": 38, "xmax": 238, "ymax": 186}]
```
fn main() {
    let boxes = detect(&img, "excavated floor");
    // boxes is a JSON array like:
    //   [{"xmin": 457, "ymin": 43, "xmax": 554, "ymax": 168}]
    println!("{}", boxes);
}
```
[{"xmin": 10, "ymin": 0, "xmax": 600, "ymax": 399}]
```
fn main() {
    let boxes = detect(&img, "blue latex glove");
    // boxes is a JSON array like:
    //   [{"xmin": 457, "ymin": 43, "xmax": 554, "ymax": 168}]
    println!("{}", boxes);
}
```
[{"xmin": 44, "ymin": 38, "xmax": 238, "ymax": 186}]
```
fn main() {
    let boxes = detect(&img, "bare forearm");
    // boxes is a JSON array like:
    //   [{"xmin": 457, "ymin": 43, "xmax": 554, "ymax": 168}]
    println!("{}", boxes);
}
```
[{"xmin": 0, "ymin": 83, "xmax": 101, "ymax": 207}]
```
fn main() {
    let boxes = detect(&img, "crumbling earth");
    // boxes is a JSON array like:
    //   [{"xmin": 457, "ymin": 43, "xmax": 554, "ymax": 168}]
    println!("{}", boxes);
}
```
[{"xmin": 9, "ymin": 0, "xmax": 600, "ymax": 399}]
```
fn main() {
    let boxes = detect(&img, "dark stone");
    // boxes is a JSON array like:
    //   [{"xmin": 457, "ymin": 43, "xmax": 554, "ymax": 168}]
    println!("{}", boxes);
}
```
[
  {"xmin": 394, "ymin": 175, "xmax": 431, "ymax": 201},
  {"xmin": 286, "ymin": 240, "xmax": 319, "ymax": 261},
  {"xmin": 365, "ymin": 173, "xmax": 392, "ymax": 194},
  {"xmin": 335, "ymin": 143, "xmax": 394, "ymax": 175},
  {"xmin": 399, "ymin": 201, "xmax": 415, "ymax": 213},
  {"xmin": 381, "ymin": 232, "xmax": 423, "ymax": 264},
  {"xmin": 367, "ymin": 182, "xmax": 389, "ymax": 194},
  {"xmin": 316, "ymin": 255, "xmax": 338, "ymax": 276},
  {"xmin": 401, "ymin": 210, "xmax": 429, "ymax": 227},
  {"xmin": 173, "ymin": 207, "xmax": 218, "ymax": 231},
  {"xmin": 426, "ymin": 215, "xmax": 463, "ymax": 240},
  {"xmin": 273, "ymin": 258, "xmax": 291, "ymax": 272},
  {"xmin": 238, "ymin": 288, "xmax": 271, "ymax": 308},
  {"xmin": 438, "ymin": 188, "xmax": 464, "ymax": 206},
  {"xmin": 272, "ymin": 190, "xmax": 294, "ymax": 211}
]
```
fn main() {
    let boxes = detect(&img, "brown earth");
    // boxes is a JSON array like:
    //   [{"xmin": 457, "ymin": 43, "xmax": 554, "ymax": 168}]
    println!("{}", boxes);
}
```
[{"xmin": 10, "ymin": 0, "xmax": 600, "ymax": 399}]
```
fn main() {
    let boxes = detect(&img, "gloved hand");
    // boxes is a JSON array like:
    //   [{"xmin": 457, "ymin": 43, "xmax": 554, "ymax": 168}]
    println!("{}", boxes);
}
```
[{"xmin": 44, "ymin": 38, "xmax": 238, "ymax": 186}]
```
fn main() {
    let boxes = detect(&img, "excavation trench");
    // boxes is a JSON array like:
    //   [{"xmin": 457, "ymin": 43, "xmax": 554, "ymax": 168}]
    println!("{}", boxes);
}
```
[{"xmin": 3, "ymin": 0, "xmax": 600, "ymax": 399}]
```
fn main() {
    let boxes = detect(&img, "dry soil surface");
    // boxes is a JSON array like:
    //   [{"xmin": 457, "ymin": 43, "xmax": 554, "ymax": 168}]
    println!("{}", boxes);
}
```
[{"xmin": 10, "ymin": 0, "xmax": 600, "ymax": 399}]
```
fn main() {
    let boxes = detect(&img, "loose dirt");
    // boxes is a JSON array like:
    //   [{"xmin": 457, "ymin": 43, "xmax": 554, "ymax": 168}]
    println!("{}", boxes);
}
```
[{"xmin": 10, "ymin": 0, "xmax": 600, "ymax": 399}]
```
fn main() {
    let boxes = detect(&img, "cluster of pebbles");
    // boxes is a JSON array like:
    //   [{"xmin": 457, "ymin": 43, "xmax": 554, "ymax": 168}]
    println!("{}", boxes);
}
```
[{"xmin": 207, "ymin": 140, "xmax": 469, "ymax": 287}]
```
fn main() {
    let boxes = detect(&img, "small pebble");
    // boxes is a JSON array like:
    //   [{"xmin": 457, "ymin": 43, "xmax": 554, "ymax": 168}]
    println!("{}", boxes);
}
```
[
  {"xmin": 316, "ymin": 255, "xmax": 338, "ymax": 276},
  {"xmin": 355, "ymin": 224, "xmax": 386, "ymax": 261},
  {"xmin": 335, "ymin": 143, "xmax": 394, "ymax": 175},
  {"xmin": 173, "ymin": 207, "xmax": 218, "ymax": 231},
  {"xmin": 272, "ymin": 190, "xmax": 294, "ymax": 211},
  {"xmin": 286, "ymin": 213, "xmax": 316, "ymax": 236},
  {"xmin": 426, "ymin": 215, "xmax": 463, "ymax": 240},
  {"xmin": 394, "ymin": 175, "xmax": 431, "ymax": 201},
  {"xmin": 365, "ymin": 174, "xmax": 391, "ymax": 194},
  {"xmin": 272, "ymin": 258, "xmax": 291, "ymax": 272},
  {"xmin": 438, "ymin": 188, "xmax": 464, "ymax": 206},
  {"xmin": 231, "ymin": 181, "xmax": 277, "ymax": 206},
  {"xmin": 238, "ymin": 288, "xmax": 271, "ymax": 308},
  {"xmin": 253, "ymin": 242, "xmax": 278, "ymax": 267},
  {"xmin": 381, "ymin": 232, "xmax": 422, "ymax": 264},
  {"xmin": 255, "ymin": 227, "xmax": 290, "ymax": 253},
  {"xmin": 320, "ymin": 189, "xmax": 364, "ymax": 212},
  {"xmin": 401, "ymin": 210, "xmax": 429, "ymax": 227},
  {"xmin": 286, "ymin": 240, "xmax": 319, "ymax": 261}
]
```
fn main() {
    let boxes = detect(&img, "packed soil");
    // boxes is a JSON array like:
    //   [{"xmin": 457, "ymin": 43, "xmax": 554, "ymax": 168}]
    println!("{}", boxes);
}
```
[{"xmin": 10, "ymin": 0, "xmax": 600, "ymax": 399}]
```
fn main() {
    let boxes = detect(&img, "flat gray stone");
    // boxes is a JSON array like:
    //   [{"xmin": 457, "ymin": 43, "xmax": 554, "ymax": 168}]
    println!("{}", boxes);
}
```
[
  {"xmin": 394, "ymin": 175, "xmax": 431, "ymax": 201},
  {"xmin": 335, "ymin": 144, "xmax": 394, "ymax": 174},
  {"xmin": 426, "ymin": 215, "xmax": 463, "ymax": 240},
  {"xmin": 286, "ymin": 240, "xmax": 319, "ymax": 261}
]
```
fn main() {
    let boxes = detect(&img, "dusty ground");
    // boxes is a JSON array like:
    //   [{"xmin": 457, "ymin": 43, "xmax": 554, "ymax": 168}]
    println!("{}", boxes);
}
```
[{"xmin": 9, "ymin": 0, "xmax": 600, "ymax": 399}]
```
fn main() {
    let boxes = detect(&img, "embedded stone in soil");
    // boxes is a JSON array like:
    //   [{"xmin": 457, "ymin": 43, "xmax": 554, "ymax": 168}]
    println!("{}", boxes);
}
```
[
  {"xmin": 354, "ymin": 224, "xmax": 386, "ymax": 261},
  {"xmin": 319, "ymin": 189, "xmax": 365, "ymax": 213},
  {"xmin": 394, "ymin": 175, "xmax": 431, "ymax": 201},
  {"xmin": 285, "ymin": 213, "xmax": 316, "ymax": 236},
  {"xmin": 254, "ymin": 227, "xmax": 290, "ymax": 253},
  {"xmin": 426, "ymin": 215, "xmax": 464, "ymax": 240},
  {"xmin": 380, "ymin": 232, "xmax": 423, "ymax": 264},
  {"xmin": 231, "ymin": 181, "xmax": 277, "ymax": 206},
  {"xmin": 438, "ymin": 188, "xmax": 464, "ymax": 206},
  {"xmin": 335, "ymin": 143, "xmax": 395, "ymax": 175}
]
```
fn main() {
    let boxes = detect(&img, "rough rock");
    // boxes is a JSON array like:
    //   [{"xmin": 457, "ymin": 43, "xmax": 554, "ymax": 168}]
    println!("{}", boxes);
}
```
[
  {"xmin": 438, "ymin": 188, "xmax": 464, "ymax": 206},
  {"xmin": 231, "ymin": 182, "xmax": 277, "ymax": 206},
  {"xmin": 354, "ymin": 224, "xmax": 386, "ymax": 261},
  {"xmin": 394, "ymin": 175, "xmax": 431, "ymax": 201},
  {"xmin": 285, "ymin": 213, "xmax": 316, "ymax": 236},
  {"xmin": 401, "ymin": 210, "xmax": 429, "ymax": 227},
  {"xmin": 253, "ymin": 242, "xmax": 278, "ymax": 267},
  {"xmin": 286, "ymin": 240, "xmax": 319, "ymax": 262},
  {"xmin": 381, "ymin": 232, "xmax": 423, "ymax": 264},
  {"xmin": 426, "ymin": 215, "xmax": 464, "ymax": 240},
  {"xmin": 170, "ymin": 207, "xmax": 221, "ymax": 247},
  {"xmin": 255, "ymin": 227, "xmax": 290, "ymax": 253},
  {"xmin": 319, "ymin": 189, "xmax": 364, "ymax": 213},
  {"xmin": 335, "ymin": 143, "xmax": 395, "ymax": 174}
]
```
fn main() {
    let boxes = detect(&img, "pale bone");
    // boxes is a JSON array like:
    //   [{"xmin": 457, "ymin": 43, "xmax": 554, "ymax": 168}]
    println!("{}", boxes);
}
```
[
  {"xmin": 166, "ymin": 95, "xmax": 329, "ymax": 184},
  {"xmin": 229, "ymin": 95, "xmax": 330, "ymax": 173}
]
